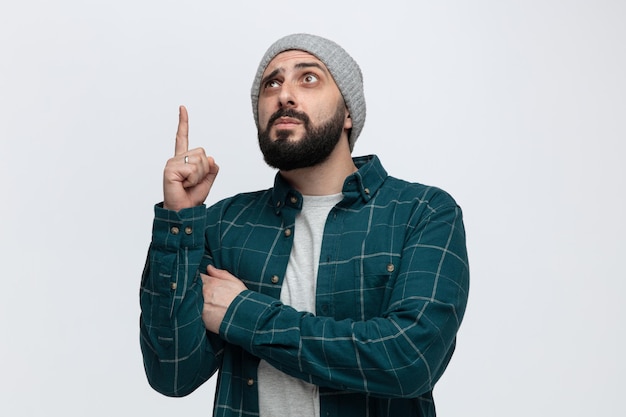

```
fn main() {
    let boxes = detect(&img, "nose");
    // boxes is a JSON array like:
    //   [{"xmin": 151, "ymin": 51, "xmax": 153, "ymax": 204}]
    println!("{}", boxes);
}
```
[{"xmin": 278, "ymin": 83, "xmax": 296, "ymax": 109}]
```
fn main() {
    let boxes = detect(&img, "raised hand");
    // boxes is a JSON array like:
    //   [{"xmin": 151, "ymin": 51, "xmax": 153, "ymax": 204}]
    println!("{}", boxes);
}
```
[{"xmin": 163, "ymin": 105, "xmax": 219, "ymax": 211}]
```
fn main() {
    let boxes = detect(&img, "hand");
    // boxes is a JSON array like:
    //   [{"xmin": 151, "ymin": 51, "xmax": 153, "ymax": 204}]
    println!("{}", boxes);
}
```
[
  {"xmin": 201, "ymin": 265, "xmax": 247, "ymax": 334},
  {"xmin": 163, "ymin": 105, "xmax": 219, "ymax": 211}
]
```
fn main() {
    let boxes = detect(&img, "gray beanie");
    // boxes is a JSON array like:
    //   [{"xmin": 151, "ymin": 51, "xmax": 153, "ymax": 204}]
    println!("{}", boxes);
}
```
[{"xmin": 251, "ymin": 33, "xmax": 366, "ymax": 151}]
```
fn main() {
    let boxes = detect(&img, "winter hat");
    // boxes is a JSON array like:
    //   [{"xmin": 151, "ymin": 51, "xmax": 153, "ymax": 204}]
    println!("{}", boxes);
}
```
[{"xmin": 251, "ymin": 33, "xmax": 366, "ymax": 151}]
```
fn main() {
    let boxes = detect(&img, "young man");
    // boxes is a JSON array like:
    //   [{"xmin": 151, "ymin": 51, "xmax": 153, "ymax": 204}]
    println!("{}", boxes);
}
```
[{"xmin": 140, "ymin": 33, "xmax": 469, "ymax": 417}]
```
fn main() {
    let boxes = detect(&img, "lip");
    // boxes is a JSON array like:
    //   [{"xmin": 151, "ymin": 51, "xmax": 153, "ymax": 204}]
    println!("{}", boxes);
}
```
[{"xmin": 273, "ymin": 117, "xmax": 302, "ymax": 127}]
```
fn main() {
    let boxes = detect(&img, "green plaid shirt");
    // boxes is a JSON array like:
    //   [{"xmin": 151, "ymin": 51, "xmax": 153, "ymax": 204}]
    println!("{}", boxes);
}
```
[{"xmin": 140, "ymin": 155, "xmax": 469, "ymax": 417}]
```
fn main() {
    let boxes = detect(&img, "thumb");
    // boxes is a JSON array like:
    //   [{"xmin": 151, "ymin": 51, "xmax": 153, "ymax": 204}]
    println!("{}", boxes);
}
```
[{"xmin": 206, "ymin": 265, "xmax": 232, "ymax": 280}]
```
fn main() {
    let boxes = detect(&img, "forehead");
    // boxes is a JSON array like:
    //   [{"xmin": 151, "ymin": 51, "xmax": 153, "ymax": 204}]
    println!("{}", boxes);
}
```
[{"xmin": 262, "ymin": 50, "xmax": 329, "ymax": 76}]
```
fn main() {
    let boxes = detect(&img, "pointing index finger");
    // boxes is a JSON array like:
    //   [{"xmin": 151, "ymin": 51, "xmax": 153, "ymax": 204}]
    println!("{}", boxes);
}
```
[{"xmin": 175, "ymin": 105, "xmax": 189, "ymax": 156}]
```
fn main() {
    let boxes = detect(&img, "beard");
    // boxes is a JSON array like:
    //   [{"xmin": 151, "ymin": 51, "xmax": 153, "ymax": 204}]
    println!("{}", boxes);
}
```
[{"xmin": 258, "ymin": 102, "xmax": 346, "ymax": 171}]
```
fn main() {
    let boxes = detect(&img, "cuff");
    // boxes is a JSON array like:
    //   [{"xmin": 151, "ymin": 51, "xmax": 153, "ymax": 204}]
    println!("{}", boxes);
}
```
[
  {"xmin": 219, "ymin": 290, "xmax": 284, "ymax": 352},
  {"xmin": 152, "ymin": 203, "xmax": 207, "ymax": 251}
]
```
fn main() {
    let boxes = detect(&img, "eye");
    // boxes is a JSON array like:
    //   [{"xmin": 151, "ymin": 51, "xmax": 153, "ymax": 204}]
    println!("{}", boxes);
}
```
[
  {"xmin": 264, "ymin": 79, "xmax": 281, "ymax": 89},
  {"xmin": 303, "ymin": 73, "xmax": 319, "ymax": 84}
]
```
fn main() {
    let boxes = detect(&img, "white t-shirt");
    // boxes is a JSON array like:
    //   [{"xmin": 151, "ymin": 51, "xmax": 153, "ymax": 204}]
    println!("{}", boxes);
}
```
[{"xmin": 258, "ymin": 193, "xmax": 343, "ymax": 417}]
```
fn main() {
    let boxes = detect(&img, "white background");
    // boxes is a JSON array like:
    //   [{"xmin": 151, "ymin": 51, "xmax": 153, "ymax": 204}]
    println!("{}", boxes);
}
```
[{"xmin": 1, "ymin": 1, "xmax": 624, "ymax": 416}]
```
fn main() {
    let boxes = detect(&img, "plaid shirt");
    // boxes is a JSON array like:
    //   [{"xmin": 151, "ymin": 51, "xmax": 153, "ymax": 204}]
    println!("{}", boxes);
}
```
[{"xmin": 140, "ymin": 155, "xmax": 469, "ymax": 417}]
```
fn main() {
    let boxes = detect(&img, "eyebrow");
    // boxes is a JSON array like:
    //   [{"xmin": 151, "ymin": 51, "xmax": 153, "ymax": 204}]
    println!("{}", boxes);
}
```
[
  {"xmin": 294, "ymin": 62, "xmax": 329, "ymax": 74},
  {"xmin": 260, "ymin": 61, "xmax": 330, "ymax": 87}
]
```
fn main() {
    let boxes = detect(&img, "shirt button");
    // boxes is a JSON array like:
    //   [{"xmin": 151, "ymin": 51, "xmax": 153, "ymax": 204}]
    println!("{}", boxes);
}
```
[
  {"xmin": 387, "ymin": 263, "xmax": 395, "ymax": 273},
  {"xmin": 170, "ymin": 226, "xmax": 180, "ymax": 235},
  {"xmin": 276, "ymin": 201, "xmax": 282, "ymax": 208},
  {"xmin": 271, "ymin": 275, "xmax": 280, "ymax": 284},
  {"xmin": 290, "ymin": 196, "xmax": 298, "ymax": 204},
  {"xmin": 364, "ymin": 188, "xmax": 370, "ymax": 195},
  {"xmin": 247, "ymin": 378, "xmax": 254, "ymax": 386},
  {"xmin": 184, "ymin": 226, "xmax": 193, "ymax": 235},
  {"xmin": 170, "ymin": 282, "xmax": 177, "ymax": 290},
  {"xmin": 284, "ymin": 228, "xmax": 292, "ymax": 237}
]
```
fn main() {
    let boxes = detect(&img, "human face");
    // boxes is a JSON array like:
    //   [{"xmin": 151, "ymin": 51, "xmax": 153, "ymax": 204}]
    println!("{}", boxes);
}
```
[{"xmin": 256, "ymin": 51, "xmax": 352, "ymax": 169}]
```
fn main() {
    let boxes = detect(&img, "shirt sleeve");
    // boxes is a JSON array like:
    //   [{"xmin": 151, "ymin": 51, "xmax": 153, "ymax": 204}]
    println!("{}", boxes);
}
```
[
  {"xmin": 139, "ymin": 203, "xmax": 224, "ymax": 397},
  {"xmin": 218, "ymin": 198, "xmax": 469, "ymax": 398}
]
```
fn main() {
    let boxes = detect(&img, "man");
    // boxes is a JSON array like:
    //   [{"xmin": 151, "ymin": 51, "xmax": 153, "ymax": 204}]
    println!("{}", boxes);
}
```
[{"xmin": 140, "ymin": 33, "xmax": 469, "ymax": 417}]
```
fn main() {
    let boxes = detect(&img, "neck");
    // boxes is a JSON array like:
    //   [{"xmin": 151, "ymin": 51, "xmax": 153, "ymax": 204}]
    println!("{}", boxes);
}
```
[{"xmin": 279, "ymin": 140, "xmax": 357, "ymax": 196}]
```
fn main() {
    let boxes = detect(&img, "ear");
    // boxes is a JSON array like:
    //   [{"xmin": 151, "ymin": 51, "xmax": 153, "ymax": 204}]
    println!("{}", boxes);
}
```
[{"xmin": 344, "ymin": 110, "xmax": 353, "ymax": 130}]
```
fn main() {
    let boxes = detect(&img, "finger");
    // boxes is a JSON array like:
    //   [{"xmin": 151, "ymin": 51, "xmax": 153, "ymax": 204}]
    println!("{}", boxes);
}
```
[
  {"xmin": 186, "ymin": 147, "xmax": 207, "ymax": 166},
  {"xmin": 185, "ymin": 148, "xmax": 218, "ymax": 181},
  {"xmin": 179, "ymin": 153, "xmax": 205, "ymax": 188},
  {"xmin": 206, "ymin": 265, "xmax": 230, "ymax": 279},
  {"xmin": 204, "ymin": 155, "xmax": 219, "ymax": 176},
  {"xmin": 200, "ymin": 273, "xmax": 210, "ymax": 286},
  {"xmin": 175, "ymin": 105, "xmax": 189, "ymax": 156}
]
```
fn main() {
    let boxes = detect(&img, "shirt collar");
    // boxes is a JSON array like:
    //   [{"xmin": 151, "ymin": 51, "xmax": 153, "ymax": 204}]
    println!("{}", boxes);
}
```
[{"xmin": 270, "ymin": 155, "xmax": 388, "ymax": 214}]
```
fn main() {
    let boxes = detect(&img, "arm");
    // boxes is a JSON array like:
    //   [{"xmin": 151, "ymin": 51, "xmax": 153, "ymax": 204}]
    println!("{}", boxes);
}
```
[
  {"xmin": 208, "ymin": 199, "xmax": 469, "ymax": 398},
  {"xmin": 139, "ymin": 106, "xmax": 222, "ymax": 396},
  {"xmin": 139, "ymin": 204, "xmax": 225, "ymax": 396}
]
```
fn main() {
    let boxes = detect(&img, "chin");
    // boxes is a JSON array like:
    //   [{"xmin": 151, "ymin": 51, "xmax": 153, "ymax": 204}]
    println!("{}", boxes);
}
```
[{"xmin": 273, "ymin": 130, "xmax": 303, "ymax": 142}]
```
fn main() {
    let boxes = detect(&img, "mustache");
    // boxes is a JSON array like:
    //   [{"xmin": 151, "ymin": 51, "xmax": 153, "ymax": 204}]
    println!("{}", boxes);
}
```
[{"xmin": 267, "ymin": 108, "xmax": 310, "ymax": 128}]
